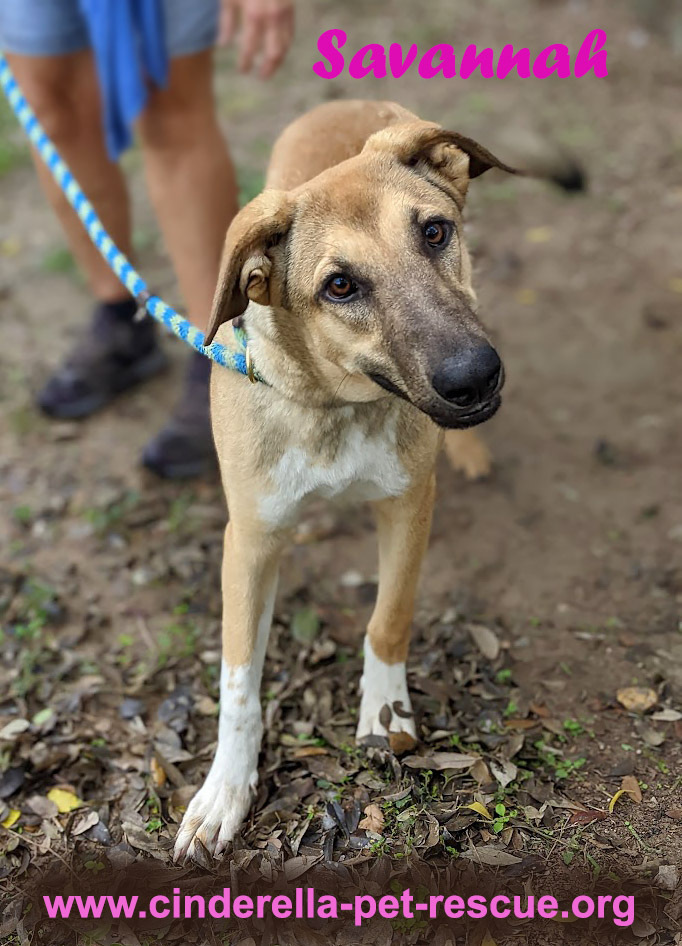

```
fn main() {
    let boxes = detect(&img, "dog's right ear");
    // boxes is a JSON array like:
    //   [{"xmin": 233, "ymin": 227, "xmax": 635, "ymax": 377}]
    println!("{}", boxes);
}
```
[{"xmin": 204, "ymin": 190, "xmax": 293, "ymax": 346}]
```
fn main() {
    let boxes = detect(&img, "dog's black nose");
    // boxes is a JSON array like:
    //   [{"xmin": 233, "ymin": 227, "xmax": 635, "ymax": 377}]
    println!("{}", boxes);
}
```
[{"xmin": 432, "ymin": 343, "xmax": 502, "ymax": 409}]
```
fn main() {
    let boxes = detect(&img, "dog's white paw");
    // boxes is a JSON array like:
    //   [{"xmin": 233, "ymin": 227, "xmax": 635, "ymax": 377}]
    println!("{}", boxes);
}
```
[
  {"xmin": 173, "ymin": 771, "xmax": 257, "ymax": 862},
  {"xmin": 174, "ymin": 660, "xmax": 264, "ymax": 863},
  {"xmin": 356, "ymin": 637, "xmax": 416, "ymax": 742}
]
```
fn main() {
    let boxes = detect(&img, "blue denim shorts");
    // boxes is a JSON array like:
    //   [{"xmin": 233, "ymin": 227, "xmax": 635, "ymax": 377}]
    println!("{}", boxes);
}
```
[{"xmin": 0, "ymin": 0, "xmax": 219, "ymax": 58}]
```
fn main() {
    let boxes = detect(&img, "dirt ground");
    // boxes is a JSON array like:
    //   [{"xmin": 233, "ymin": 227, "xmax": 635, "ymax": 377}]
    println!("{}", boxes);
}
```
[{"xmin": 1, "ymin": 0, "xmax": 681, "ymax": 943}]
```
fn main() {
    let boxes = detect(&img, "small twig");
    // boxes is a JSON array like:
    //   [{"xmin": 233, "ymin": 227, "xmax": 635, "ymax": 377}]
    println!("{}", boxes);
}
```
[{"xmin": 136, "ymin": 615, "xmax": 157, "ymax": 654}]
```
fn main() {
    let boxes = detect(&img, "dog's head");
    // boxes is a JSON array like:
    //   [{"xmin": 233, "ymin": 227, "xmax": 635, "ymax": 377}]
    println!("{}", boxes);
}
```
[{"xmin": 205, "ymin": 120, "xmax": 521, "ymax": 429}]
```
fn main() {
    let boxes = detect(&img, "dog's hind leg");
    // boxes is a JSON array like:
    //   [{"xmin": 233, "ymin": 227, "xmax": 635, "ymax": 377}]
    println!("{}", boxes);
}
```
[
  {"xmin": 357, "ymin": 474, "xmax": 436, "ymax": 744},
  {"xmin": 173, "ymin": 519, "xmax": 286, "ymax": 862},
  {"xmin": 443, "ymin": 428, "xmax": 492, "ymax": 481}
]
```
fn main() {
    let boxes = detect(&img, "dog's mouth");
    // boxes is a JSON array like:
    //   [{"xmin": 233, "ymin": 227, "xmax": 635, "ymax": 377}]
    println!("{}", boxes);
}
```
[
  {"xmin": 368, "ymin": 372, "xmax": 501, "ymax": 429},
  {"xmin": 430, "ymin": 394, "xmax": 502, "ymax": 429}
]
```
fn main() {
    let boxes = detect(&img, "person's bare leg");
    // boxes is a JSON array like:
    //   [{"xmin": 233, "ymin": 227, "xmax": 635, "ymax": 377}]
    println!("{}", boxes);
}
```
[
  {"xmin": 138, "ymin": 49, "xmax": 238, "ymax": 479},
  {"xmin": 6, "ymin": 51, "xmax": 133, "ymax": 303},
  {"xmin": 9, "ymin": 50, "xmax": 167, "ymax": 420},
  {"xmin": 138, "ymin": 49, "xmax": 239, "ymax": 332}
]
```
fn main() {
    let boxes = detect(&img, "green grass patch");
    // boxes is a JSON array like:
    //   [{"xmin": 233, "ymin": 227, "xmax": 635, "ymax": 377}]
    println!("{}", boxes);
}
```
[
  {"xmin": 157, "ymin": 616, "xmax": 200, "ymax": 667},
  {"xmin": 2, "ymin": 578, "xmax": 62, "ymax": 698},
  {"xmin": 41, "ymin": 246, "xmax": 78, "ymax": 276},
  {"xmin": 0, "ymin": 97, "xmax": 30, "ymax": 177},
  {"xmin": 83, "ymin": 489, "xmax": 140, "ymax": 535}
]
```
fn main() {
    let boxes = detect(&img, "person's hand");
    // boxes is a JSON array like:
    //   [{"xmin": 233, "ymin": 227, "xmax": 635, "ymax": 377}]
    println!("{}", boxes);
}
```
[{"xmin": 219, "ymin": 0, "xmax": 295, "ymax": 79}]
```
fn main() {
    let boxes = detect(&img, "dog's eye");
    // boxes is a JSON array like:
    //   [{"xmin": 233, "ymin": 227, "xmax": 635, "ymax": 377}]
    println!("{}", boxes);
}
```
[
  {"xmin": 325, "ymin": 274, "xmax": 358, "ymax": 301},
  {"xmin": 423, "ymin": 221, "xmax": 451, "ymax": 249}
]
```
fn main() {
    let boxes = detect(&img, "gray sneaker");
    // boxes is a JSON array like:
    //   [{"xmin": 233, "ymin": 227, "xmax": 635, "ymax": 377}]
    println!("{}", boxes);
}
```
[
  {"xmin": 141, "ymin": 351, "xmax": 217, "ymax": 480},
  {"xmin": 37, "ymin": 299, "xmax": 168, "ymax": 420}
]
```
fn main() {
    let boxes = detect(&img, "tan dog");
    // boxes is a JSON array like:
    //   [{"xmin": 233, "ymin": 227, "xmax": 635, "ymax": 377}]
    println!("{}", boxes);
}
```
[{"xmin": 174, "ymin": 100, "xmax": 524, "ymax": 861}]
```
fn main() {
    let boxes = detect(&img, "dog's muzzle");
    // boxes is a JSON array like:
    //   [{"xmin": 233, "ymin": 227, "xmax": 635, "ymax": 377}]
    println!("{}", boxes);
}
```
[
  {"xmin": 370, "ymin": 341, "xmax": 504, "ymax": 429},
  {"xmin": 367, "ymin": 340, "xmax": 504, "ymax": 428}
]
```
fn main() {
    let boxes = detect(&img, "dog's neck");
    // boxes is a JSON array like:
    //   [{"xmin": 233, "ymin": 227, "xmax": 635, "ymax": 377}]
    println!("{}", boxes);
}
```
[{"xmin": 242, "ymin": 302, "xmax": 389, "ymax": 413}]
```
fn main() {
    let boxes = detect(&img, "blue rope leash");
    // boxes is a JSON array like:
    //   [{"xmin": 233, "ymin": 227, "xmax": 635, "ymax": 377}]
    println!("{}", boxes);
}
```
[{"xmin": 0, "ymin": 52, "xmax": 257, "ymax": 379}]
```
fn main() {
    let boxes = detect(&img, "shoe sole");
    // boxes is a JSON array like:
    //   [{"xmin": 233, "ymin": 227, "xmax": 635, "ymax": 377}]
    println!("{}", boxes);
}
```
[
  {"xmin": 141, "ymin": 452, "xmax": 218, "ymax": 481},
  {"xmin": 38, "ymin": 348, "xmax": 169, "ymax": 420}
]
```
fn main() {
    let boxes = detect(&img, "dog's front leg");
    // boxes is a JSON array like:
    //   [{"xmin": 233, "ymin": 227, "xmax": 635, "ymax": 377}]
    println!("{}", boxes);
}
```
[
  {"xmin": 174, "ymin": 520, "xmax": 284, "ymax": 862},
  {"xmin": 357, "ymin": 474, "xmax": 436, "ymax": 743}
]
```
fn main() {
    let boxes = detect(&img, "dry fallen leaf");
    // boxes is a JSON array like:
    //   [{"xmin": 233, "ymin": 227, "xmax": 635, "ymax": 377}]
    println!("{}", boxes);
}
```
[
  {"xmin": 481, "ymin": 933, "xmax": 498, "ymax": 946},
  {"xmin": 292, "ymin": 746, "xmax": 329, "ymax": 758},
  {"xmin": 463, "ymin": 845, "xmax": 522, "ymax": 866},
  {"xmin": 490, "ymin": 759, "xmax": 517, "ymax": 789},
  {"xmin": 651, "ymin": 708, "xmax": 682, "ymax": 722},
  {"xmin": 284, "ymin": 855, "xmax": 322, "ymax": 882},
  {"xmin": 402, "ymin": 752, "xmax": 478, "ymax": 771},
  {"xmin": 358, "ymin": 803, "xmax": 385, "ymax": 835},
  {"xmin": 0, "ymin": 767, "xmax": 25, "ymax": 800},
  {"xmin": 616, "ymin": 686, "xmax": 657, "ymax": 713},
  {"xmin": 620, "ymin": 775, "xmax": 642, "ymax": 803},
  {"xmin": 656, "ymin": 865, "xmax": 679, "ymax": 891},
  {"xmin": 389, "ymin": 731, "xmax": 417, "ymax": 755},
  {"xmin": 150, "ymin": 757, "xmax": 166, "ymax": 789},
  {"xmin": 27, "ymin": 795, "xmax": 58, "ymax": 819},
  {"xmin": 640, "ymin": 726, "xmax": 665, "ymax": 748},
  {"xmin": 71, "ymin": 810, "xmax": 100, "ymax": 836},
  {"xmin": 567, "ymin": 808, "xmax": 608, "ymax": 826},
  {"xmin": 0, "ymin": 719, "xmax": 30, "ymax": 741},
  {"xmin": 468, "ymin": 624, "xmax": 500, "ymax": 661},
  {"xmin": 463, "ymin": 802, "xmax": 492, "ymax": 821},
  {"xmin": 470, "ymin": 759, "xmax": 492, "ymax": 784},
  {"xmin": 168, "ymin": 785, "xmax": 198, "ymax": 824},
  {"xmin": 631, "ymin": 918, "xmax": 657, "ymax": 939},
  {"xmin": 47, "ymin": 788, "xmax": 82, "ymax": 814},
  {"xmin": 504, "ymin": 718, "xmax": 539, "ymax": 730},
  {"xmin": 195, "ymin": 697, "xmax": 219, "ymax": 717},
  {"xmin": 1, "ymin": 809, "xmax": 20, "ymax": 829}
]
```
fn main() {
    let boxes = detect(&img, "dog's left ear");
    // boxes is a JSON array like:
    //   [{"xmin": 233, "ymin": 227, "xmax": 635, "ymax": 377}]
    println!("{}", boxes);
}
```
[
  {"xmin": 364, "ymin": 121, "xmax": 521, "ymax": 204},
  {"xmin": 204, "ymin": 189, "xmax": 293, "ymax": 346}
]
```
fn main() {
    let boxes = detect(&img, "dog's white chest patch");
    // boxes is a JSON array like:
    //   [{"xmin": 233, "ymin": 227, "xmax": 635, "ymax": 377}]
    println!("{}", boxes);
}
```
[{"xmin": 259, "ymin": 420, "xmax": 409, "ymax": 527}]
